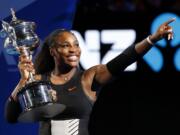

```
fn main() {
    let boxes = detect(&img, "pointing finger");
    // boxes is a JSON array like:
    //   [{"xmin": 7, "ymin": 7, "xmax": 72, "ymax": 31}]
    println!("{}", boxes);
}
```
[{"xmin": 164, "ymin": 18, "xmax": 176, "ymax": 25}]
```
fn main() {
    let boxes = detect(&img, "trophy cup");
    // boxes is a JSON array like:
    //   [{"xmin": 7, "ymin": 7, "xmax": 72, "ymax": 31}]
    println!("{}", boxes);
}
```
[{"xmin": 0, "ymin": 9, "xmax": 65, "ymax": 122}]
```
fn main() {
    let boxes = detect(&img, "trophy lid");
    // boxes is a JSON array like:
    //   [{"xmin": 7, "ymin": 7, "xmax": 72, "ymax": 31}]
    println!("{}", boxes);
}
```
[
  {"xmin": 9, "ymin": 8, "xmax": 22, "ymax": 25},
  {"xmin": 9, "ymin": 8, "xmax": 36, "ymax": 30},
  {"xmin": 0, "ymin": 8, "xmax": 39, "ymax": 55}
]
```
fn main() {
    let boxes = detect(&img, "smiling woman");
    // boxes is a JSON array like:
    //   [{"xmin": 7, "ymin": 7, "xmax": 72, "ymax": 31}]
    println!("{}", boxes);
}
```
[
  {"xmin": 4, "ymin": 19, "xmax": 175, "ymax": 135},
  {"xmin": 49, "ymin": 31, "xmax": 81, "ymax": 69}
]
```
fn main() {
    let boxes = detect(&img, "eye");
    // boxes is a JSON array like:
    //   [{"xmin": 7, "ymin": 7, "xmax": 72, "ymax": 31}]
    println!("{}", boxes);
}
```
[
  {"xmin": 61, "ymin": 44, "xmax": 69, "ymax": 48},
  {"xmin": 74, "ymin": 43, "xmax": 79, "ymax": 47},
  {"xmin": 74, "ymin": 41, "xmax": 79, "ymax": 47},
  {"xmin": 58, "ymin": 43, "xmax": 70, "ymax": 48}
]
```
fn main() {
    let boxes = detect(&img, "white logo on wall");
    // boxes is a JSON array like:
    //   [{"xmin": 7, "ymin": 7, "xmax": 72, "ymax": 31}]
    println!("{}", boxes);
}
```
[{"xmin": 72, "ymin": 30, "xmax": 136, "ymax": 71}]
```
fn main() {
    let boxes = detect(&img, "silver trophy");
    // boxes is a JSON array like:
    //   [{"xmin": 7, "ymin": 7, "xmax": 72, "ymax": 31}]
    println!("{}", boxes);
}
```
[{"xmin": 0, "ymin": 9, "xmax": 65, "ymax": 122}]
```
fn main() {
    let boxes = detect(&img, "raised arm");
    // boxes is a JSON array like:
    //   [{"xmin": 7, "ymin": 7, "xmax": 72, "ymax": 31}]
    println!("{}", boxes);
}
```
[
  {"xmin": 93, "ymin": 18, "xmax": 175, "ymax": 84},
  {"xmin": 4, "ymin": 54, "xmax": 35, "ymax": 123}
]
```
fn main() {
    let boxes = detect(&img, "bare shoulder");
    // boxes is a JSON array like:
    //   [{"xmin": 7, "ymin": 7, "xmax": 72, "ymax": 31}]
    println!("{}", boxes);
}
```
[
  {"xmin": 81, "ymin": 65, "xmax": 97, "ymax": 84},
  {"xmin": 82, "ymin": 65, "xmax": 104, "ymax": 80},
  {"xmin": 82, "ymin": 64, "xmax": 112, "ymax": 84},
  {"xmin": 84, "ymin": 64, "xmax": 107, "ymax": 73}
]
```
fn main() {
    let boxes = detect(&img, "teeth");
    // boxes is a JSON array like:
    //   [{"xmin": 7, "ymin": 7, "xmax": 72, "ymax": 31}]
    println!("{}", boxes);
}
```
[{"xmin": 68, "ymin": 56, "xmax": 77, "ymax": 61}]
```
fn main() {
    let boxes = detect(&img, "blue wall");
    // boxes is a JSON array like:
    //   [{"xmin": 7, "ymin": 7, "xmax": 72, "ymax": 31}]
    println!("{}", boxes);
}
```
[{"xmin": 0, "ymin": 0, "xmax": 77, "ymax": 134}]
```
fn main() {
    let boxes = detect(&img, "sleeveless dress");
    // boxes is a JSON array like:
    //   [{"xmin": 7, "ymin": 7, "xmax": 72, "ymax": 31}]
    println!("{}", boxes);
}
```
[{"xmin": 39, "ymin": 68, "xmax": 94, "ymax": 135}]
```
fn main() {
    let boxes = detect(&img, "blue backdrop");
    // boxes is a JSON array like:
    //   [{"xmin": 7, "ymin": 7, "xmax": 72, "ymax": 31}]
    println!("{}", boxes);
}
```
[{"xmin": 0, "ymin": 0, "xmax": 78, "ymax": 135}]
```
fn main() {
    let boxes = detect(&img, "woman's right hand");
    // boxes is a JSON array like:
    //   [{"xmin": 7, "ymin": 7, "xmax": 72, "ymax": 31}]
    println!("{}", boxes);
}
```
[{"xmin": 18, "ymin": 54, "xmax": 35, "ymax": 82}]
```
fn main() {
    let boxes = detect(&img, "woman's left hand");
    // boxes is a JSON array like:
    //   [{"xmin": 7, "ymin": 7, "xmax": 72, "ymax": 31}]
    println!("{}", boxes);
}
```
[
  {"xmin": 151, "ymin": 18, "xmax": 176, "ymax": 42},
  {"xmin": 49, "ymin": 89, "xmax": 58, "ymax": 102}
]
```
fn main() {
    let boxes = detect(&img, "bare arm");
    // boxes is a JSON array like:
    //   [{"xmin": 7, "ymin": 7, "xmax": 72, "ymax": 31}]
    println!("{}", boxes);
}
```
[{"xmin": 91, "ymin": 18, "xmax": 175, "ymax": 85}]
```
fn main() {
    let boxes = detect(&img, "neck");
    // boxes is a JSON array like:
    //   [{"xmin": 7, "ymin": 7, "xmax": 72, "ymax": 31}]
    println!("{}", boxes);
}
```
[
  {"xmin": 51, "ymin": 67, "xmax": 77, "ymax": 83},
  {"xmin": 54, "ymin": 62, "xmax": 76, "ymax": 74}
]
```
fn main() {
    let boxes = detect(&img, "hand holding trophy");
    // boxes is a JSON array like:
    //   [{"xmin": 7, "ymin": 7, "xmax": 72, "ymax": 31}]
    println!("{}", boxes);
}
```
[{"xmin": 0, "ymin": 9, "xmax": 65, "ymax": 123}]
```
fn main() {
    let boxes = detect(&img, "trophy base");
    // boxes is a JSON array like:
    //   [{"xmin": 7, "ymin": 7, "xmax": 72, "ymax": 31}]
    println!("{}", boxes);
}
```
[{"xmin": 18, "ymin": 103, "xmax": 66, "ymax": 123}]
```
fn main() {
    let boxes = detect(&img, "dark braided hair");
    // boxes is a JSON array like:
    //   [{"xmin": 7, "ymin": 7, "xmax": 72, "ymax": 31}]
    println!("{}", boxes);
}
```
[{"xmin": 34, "ymin": 29, "xmax": 71, "ymax": 74}]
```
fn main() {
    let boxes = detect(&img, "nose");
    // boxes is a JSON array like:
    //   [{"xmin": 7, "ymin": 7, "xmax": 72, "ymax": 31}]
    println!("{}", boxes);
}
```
[{"xmin": 69, "ymin": 45, "xmax": 77, "ymax": 53}]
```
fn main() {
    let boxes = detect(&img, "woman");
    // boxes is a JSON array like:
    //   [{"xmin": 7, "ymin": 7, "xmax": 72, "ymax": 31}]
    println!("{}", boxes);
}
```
[{"xmin": 5, "ymin": 18, "xmax": 175, "ymax": 135}]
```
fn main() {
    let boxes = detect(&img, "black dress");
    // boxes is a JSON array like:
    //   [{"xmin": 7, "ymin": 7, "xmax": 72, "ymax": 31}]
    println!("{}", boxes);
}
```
[{"xmin": 39, "ymin": 68, "xmax": 94, "ymax": 135}]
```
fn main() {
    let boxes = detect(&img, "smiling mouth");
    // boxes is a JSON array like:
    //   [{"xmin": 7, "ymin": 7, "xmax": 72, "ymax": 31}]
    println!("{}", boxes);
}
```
[{"xmin": 67, "ymin": 55, "xmax": 79, "ymax": 61}]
